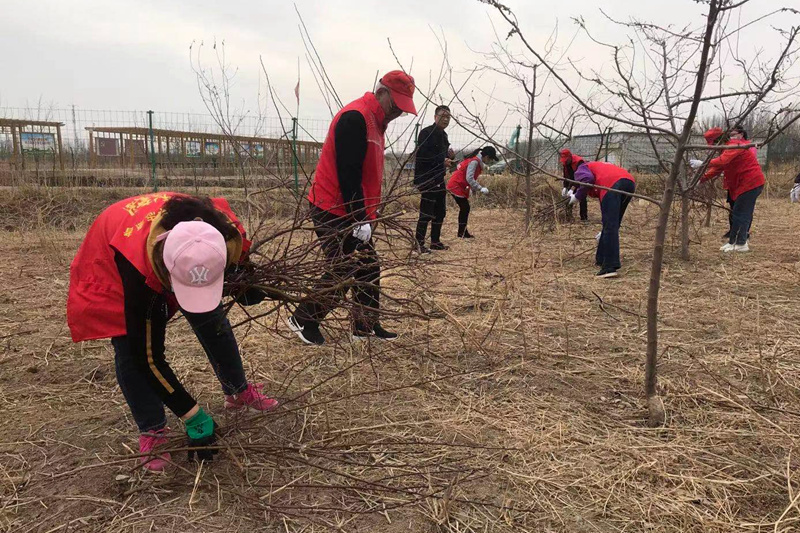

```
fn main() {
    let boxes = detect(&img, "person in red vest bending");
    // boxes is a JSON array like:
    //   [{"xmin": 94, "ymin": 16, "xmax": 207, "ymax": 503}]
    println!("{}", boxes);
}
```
[
  {"xmin": 288, "ymin": 70, "xmax": 416, "ymax": 345},
  {"xmin": 67, "ymin": 193, "xmax": 277, "ymax": 472},
  {"xmin": 566, "ymin": 160, "xmax": 637, "ymax": 278},
  {"xmin": 446, "ymin": 146, "xmax": 498, "ymax": 238},
  {"xmin": 690, "ymin": 126, "xmax": 764, "ymax": 253},
  {"xmin": 559, "ymin": 149, "xmax": 588, "ymax": 222}
]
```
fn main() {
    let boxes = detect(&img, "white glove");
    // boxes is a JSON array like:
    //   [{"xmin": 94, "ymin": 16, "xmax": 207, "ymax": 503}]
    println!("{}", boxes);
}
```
[
  {"xmin": 791, "ymin": 184, "xmax": 800, "ymax": 203},
  {"xmin": 561, "ymin": 187, "xmax": 569, "ymax": 198},
  {"xmin": 595, "ymin": 231, "xmax": 602, "ymax": 242},
  {"xmin": 480, "ymin": 187, "xmax": 489, "ymax": 194},
  {"xmin": 568, "ymin": 191, "xmax": 579, "ymax": 205},
  {"xmin": 688, "ymin": 159, "xmax": 703, "ymax": 169},
  {"xmin": 352, "ymin": 223, "xmax": 372, "ymax": 242}
]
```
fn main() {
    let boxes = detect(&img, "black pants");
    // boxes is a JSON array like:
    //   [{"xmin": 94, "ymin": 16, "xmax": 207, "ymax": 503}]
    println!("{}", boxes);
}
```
[
  {"xmin": 729, "ymin": 186, "xmax": 762, "ymax": 245},
  {"xmin": 566, "ymin": 197, "xmax": 588, "ymax": 221},
  {"xmin": 596, "ymin": 179, "xmax": 635, "ymax": 270},
  {"xmin": 294, "ymin": 206, "xmax": 380, "ymax": 329},
  {"xmin": 112, "ymin": 305, "xmax": 247, "ymax": 433},
  {"xmin": 415, "ymin": 189, "xmax": 447, "ymax": 245},
  {"xmin": 451, "ymin": 194, "xmax": 471, "ymax": 236}
]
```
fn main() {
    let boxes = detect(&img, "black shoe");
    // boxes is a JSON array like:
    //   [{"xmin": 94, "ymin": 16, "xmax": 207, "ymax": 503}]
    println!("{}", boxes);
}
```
[
  {"xmin": 352, "ymin": 323, "xmax": 398, "ymax": 341},
  {"xmin": 373, "ymin": 324, "xmax": 398, "ymax": 339},
  {"xmin": 430, "ymin": 241, "xmax": 449, "ymax": 251},
  {"xmin": 287, "ymin": 316, "xmax": 325, "ymax": 345},
  {"xmin": 416, "ymin": 242, "xmax": 432, "ymax": 254},
  {"xmin": 722, "ymin": 231, "xmax": 730, "ymax": 240},
  {"xmin": 458, "ymin": 231, "xmax": 474, "ymax": 239},
  {"xmin": 596, "ymin": 268, "xmax": 619, "ymax": 279}
]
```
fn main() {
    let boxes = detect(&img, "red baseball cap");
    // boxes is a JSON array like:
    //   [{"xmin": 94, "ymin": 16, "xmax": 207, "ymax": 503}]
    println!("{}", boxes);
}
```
[
  {"xmin": 559, "ymin": 149, "xmax": 584, "ymax": 169},
  {"xmin": 704, "ymin": 127, "xmax": 723, "ymax": 144},
  {"xmin": 379, "ymin": 70, "xmax": 417, "ymax": 115}
]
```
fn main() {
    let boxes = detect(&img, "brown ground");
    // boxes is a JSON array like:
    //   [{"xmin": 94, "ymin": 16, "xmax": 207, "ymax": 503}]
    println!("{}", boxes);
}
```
[{"xmin": 2, "ymin": 193, "xmax": 800, "ymax": 532}]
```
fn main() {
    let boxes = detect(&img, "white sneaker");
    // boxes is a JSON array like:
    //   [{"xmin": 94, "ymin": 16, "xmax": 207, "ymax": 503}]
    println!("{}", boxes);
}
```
[
  {"xmin": 287, "ymin": 316, "xmax": 325, "ymax": 345},
  {"xmin": 733, "ymin": 243, "xmax": 750, "ymax": 252},
  {"xmin": 720, "ymin": 243, "xmax": 735, "ymax": 252},
  {"xmin": 595, "ymin": 231, "xmax": 602, "ymax": 242}
]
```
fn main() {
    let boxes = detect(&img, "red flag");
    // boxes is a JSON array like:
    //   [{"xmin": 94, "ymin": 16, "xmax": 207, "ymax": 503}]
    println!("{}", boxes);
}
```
[{"xmin": 294, "ymin": 80, "xmax": 300, "ymax": 105}]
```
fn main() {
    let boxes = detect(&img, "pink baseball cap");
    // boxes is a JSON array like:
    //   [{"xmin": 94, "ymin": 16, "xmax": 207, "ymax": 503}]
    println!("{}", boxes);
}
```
[{"xmin": 161, "ymin": 221, "xmax": 227, "ymax": 313}]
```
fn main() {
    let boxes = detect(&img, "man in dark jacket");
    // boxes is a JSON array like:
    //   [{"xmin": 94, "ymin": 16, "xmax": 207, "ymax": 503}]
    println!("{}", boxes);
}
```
[{"xmin": 414, "ymin": 105, "xmax": 454, "ymax": 252}]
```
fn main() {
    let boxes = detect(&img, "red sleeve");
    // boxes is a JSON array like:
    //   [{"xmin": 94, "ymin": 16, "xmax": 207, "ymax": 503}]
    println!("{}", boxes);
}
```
[{"xmin": 703, "ymin": 143, "xmax": 743, "ymax": 182}]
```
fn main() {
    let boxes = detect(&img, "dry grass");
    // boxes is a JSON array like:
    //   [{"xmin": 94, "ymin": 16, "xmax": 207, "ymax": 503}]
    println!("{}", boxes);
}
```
[{"xmin": 1, "ymin": 193, "xmax": 800, "ymax": 532}]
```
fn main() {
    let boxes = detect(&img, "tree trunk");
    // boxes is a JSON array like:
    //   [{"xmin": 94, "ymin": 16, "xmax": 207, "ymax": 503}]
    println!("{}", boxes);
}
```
[
  {"xmin": 680, "ymin": 192, "xmax": 690, "ymax": 260},
  {"xmin": 524, "ymin": 66, "xmax": 537, "ymax": 231},
  {"xmin": 645, "ymin": 171, "xmax": 680, "ymax": 427}
]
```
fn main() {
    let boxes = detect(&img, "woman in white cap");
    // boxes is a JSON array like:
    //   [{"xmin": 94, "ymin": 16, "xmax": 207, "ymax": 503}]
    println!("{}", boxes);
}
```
[{"xmin": 67, "ymin": 193, "xmax": 277, "ymax": 471}]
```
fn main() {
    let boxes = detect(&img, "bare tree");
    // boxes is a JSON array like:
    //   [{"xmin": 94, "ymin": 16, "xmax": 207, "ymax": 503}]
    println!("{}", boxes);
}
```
[{"xmin": 478, "ymin": 0, "xmax": 800, "ymax": 425}]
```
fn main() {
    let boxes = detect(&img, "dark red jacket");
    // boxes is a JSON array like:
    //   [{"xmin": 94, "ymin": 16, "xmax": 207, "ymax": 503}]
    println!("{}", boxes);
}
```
[
  {"xmin": 308, "ymin": 93, "xmax": 386, "ymax": 219},
  {"xmin": 67, "ymin": 193, "xmax": 249, "ymax": 342},
  {"xmin": 702, "ymin": 139, "xmax": 764, "ymax": 200}
]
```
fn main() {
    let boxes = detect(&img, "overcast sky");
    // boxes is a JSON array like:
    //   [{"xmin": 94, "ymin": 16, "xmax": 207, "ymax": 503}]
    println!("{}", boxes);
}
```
[{"xmin": 1, "ymin": 0, "xmax": 796, "ymax": 139}]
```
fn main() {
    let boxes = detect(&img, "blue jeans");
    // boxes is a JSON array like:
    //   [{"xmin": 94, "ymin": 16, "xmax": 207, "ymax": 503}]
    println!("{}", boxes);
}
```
[
  {"xmin": 112, "ymin": 305, "xmax": 247, "ymax": 433},
  {"xmin": 596, "ymin": 178, "xmax": 635, "ymax": 270},
  {"xmin": 729, "ymin": 186, "xmax": 762, "ymax": 245}
]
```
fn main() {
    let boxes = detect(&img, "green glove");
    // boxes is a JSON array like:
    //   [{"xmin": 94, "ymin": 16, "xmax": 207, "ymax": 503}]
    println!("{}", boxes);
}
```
[{"xmin": 185, "ymin": 407, "xmax": 218, "ymax": 461}]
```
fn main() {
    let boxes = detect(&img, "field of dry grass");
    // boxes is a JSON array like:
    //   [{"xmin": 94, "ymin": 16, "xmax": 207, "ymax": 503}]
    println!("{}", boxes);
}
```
[{"xmin": 2, "ymin": 191, "xmax": 800, "ymax": 532}]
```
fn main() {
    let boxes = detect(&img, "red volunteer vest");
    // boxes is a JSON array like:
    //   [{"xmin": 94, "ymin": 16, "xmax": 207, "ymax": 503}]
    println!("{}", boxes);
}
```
[
  {"xmin": 447, "ymin": 156, "xmax": 483, "ymax": 198},
  {"xmin": 67, "ymin": 192, "xmax": 249, "ymax": 342},
  {"xmin": 308, "ymin": 93, "xmax": 386, "ymax": 219},
  {"xmin": 585, "ymin": 162, "xmax": 635, "ymax": 202}
]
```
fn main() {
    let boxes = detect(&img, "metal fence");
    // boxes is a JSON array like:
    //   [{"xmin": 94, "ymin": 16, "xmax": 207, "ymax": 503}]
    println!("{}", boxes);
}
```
[
  {"xmin": 0, "ymin": 106, "xmax": 521, "ymax": 188},
  {"xmin": 0, "ymin": 106, "xmax": 787, "ymax": 189}
]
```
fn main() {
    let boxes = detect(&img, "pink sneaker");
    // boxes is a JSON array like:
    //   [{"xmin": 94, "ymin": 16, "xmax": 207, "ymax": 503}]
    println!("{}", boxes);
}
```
[
  {"xmin": 224, "ymin": 383, "xmax": 279, "ymax": 411},
  {"xmin": 138, "ymin": 428, "xmax": 171, "ymax": 472}
]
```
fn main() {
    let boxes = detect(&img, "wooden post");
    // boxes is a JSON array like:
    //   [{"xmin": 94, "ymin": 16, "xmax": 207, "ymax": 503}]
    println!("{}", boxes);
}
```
[
  {"xmin": 56, "ymin": 124, "xmax": 65, "ymax": 173},
  {"xmin": 119, "ymin": 133, "xmax": 125, "ymax": 167}
]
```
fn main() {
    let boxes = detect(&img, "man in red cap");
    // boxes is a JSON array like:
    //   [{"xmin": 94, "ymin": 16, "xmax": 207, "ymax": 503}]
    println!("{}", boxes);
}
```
[
  {"xmin": 289, "ymin": 70, "xmax": 416, "ymax": 345},
  {"xmin": 559, "ymin": 149, "xmax": 588, "ymax": 222}
]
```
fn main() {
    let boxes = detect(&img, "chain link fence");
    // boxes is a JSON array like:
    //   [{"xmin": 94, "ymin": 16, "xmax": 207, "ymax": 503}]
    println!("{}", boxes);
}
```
[{"xmin": 0, "ymin": 106, "xmax": 791, "ymax": 190}]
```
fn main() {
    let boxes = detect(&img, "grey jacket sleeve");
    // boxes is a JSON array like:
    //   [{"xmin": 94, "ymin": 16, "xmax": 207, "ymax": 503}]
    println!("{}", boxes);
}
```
[{"xmin": 465, "ymin": 160, "xmax": 482, "ymax": 190}]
